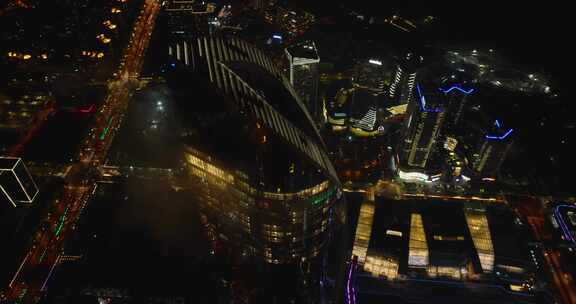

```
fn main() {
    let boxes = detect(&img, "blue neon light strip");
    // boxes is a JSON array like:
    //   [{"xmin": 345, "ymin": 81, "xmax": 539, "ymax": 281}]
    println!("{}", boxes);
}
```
[
  {"xmin": 554, "ymin": 204, "xmax": 576, "ymax": 245},
  {"xmin": 485, "ymin": 128, "xmax": 513, "ymax": 140},
  {"xmin": 439, "ymin": 85, "xmax": 475, "ymax": 95},
  {"xmin": 495, "ymin": 119, "xmax": 501, "ymax": 128},
  {"xmin": 416, "ymin": 84, "xmax": 442, "ymax": 113},
  {"xmin": 345, "ymin": 260, "xmax": 357, "ymax": 304}
]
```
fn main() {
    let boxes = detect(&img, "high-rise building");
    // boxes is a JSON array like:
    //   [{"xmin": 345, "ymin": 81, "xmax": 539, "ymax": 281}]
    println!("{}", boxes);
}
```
[
  {"xmin": 348, "ymin": 88, "xmax": 378, "ymax": 136},
  {"xmin": 0, "ymin": 157, "xmax": 38, "ymax": 207},
  {"xmin": 439, "ymin": 80, "xmax": 475, "ymax": 135},
  {"xmin": 167, "ymin": 36, "xmax": 343, "ymax": 265},
  {"xmin": 285, "ymin": 41, "xmax": 321, "ymax": 123},
  {"xmin": 353, "ymin": 58, "xmax": 386, "ymax": 95},
  {"xmin": 472, "ymin": 120, "xmax": 513, "ymax": 178},
  {"xmin": 398, "ymin": 82, "xmax": 446, "ymax": 174},
  {"xmin": 388, "ymin": 52, "xmax": 421, "ymax": 105}
]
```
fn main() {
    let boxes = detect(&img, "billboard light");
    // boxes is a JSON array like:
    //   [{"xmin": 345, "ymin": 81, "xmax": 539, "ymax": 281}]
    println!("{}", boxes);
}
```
[{"xmin": 368, "ymin": 59, "xmax": 382, "ymax": 65}]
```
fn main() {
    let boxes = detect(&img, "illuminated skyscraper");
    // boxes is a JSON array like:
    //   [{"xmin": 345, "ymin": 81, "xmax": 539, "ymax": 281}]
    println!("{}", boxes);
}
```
[
  {"xmin": 348, "ymin": 89, "xmax": 378, "ymax": 136},
  {"xmin": 472, "ymin": 120, "xmax": 513, "ymax": 178},
  {"xmin": 0, "ymin": 157, "xmax": 38, "ymax": 207},
  {"xmin": 285, "ymin": 41, "xmax": 321, "ymax": 123},
  {"xmin": 398, "ymin": 82, "xmax": 446, "ymax": 174},
  {"xmin": 439, "ymin": 78, "xmax": 475, "ymax": 135},
  {"xmin": 388, "ymin": 52, "xmax": 422, "ymax": 105},
  {"xmin": 167, "ymin": 36, "xmax": 342, "ymax": 265}
]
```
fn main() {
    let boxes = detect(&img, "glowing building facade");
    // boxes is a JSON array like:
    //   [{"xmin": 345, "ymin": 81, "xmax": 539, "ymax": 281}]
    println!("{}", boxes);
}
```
[
  {"xmin": 388, "ymin": 53, "xmax": 421, "ymax": 105},
  {"xmin": 285, "ymin": 41, "xmax": 321, "ymax": 123},
  {"xmin": 351, "ymin": 200, "xmax": 375, "ymax": 265},
  {"xmin": 167, "ymin": 36, "xmax": 342, "ymax": 264},
  {"xmin": 348, "ymin": 89, "xmax": 378, "ymax": 135},
  {"xmin": 464, "ymin": 206, "xmax": 494, "ymax": 274},
  {"xmin": 408, "ymin": 213, "xmax": 429, "ymax": 268}
]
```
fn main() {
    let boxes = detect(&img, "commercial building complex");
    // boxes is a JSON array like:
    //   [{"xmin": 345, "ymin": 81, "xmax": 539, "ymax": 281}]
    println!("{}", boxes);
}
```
[{"xmin": 351, "ymin": 199, "xmax": 535, "ymax": 300}]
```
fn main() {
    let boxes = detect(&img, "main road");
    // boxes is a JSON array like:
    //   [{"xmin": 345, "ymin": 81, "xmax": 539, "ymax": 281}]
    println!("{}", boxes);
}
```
[{"xmin": 1, "ymin": 0, "xmax": 161, "ymax": 302}]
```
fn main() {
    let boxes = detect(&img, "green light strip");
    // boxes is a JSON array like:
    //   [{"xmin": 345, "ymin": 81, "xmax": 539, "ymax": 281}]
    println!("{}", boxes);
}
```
[
  {"xmin": 38, "ymin": 248, "xmax": 48, "ymax": 263},
  {"xmin": 99, "ymin": 117, "xmax": 114, "ymax": 141},
  {"xmin": 311, "ymin": 187, "xmax": 336, "ymax": 205},
  {"xmin": 54, "ymin": 206, "xmax": 69, "ymax": 236},
  {"xmin": 54, "ymin": 221, "xmax": 65, "ymax": 236},
  {"xmin": 17, "ymin": 288, "xmax": 27, "ymax": 303}
]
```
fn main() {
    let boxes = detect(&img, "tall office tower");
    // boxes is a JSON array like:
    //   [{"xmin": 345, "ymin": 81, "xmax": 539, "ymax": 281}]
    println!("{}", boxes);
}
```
[
  {"xmin": 167, "ymin": 37, "xmax": 342, "ymax": 265},
  {"xmin": 398, "ymin": 82, "xmax": 446, "ymax": 174},
  {"xmin": 439, "ymin": 78, "xmax": 475, "ymax": 134},
  {"xmin": 285, "ymin": 41, "xmax": 321, "ymax": 123},
  {"xmin": 348, "ymin": 89, "xmax": 378, "ymax": 136},
  {"xmin": 353, "ymin": 58, "xmax": 386, "ymax": 95},
  {"xmin": 472, "ymin": 120, "xmax": 513, "ymax": 178},
  {"xmin": 388, "ymin": 52, "xmax": 421, "ymax": 105},
  {"xmin": 0, "ymin": 157, "xmax": 38, "ymax": 207}
]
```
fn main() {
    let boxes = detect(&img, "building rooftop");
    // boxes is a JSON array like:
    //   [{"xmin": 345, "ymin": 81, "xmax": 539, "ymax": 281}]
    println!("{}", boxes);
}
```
[
  {"xmin": 486, "ymin": 205, "xmax": 532, "ymax": 270},
  {"xmin": 355, "ymin": 199, "xmax": 534, "ymax": 282},
  {"xmin": 166, "ymin": 36, "xmax": 338, "ymax": 192},
  {"xmin": 285, "ymin": 40, "xmax": 319, "ymax": 61}
]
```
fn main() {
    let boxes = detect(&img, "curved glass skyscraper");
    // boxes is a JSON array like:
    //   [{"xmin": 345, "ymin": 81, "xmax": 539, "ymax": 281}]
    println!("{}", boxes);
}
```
[{"xmin": 166, "ymin": 36, "xmax": 343, "ymax": 264}]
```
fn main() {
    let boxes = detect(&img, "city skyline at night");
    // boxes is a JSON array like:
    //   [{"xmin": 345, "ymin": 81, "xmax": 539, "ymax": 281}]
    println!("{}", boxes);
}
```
[{"xmin": 0, "ymin": 1, "xmax": 574, "ymax": 304}]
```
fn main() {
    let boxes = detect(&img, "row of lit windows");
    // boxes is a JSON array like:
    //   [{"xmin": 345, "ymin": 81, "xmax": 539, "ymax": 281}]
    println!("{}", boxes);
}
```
[
  {"xmin": 465, "ymin": 211, "xmax": 494, "ymax": 273},
  {"xmin": 188, "ymin": 150, "xmax": 333, "ymax": 205},
  {"xmin": 262, "ymin": 180, "xmax": 330, "ymax": 201},
  {"xmin": 408, "ymin": 214, "xmax": 429, "ymax": 268},
  {"xmin": 186, "ymin": 153, "xmax": 234, "ymax": 184},
  {"xmin": 364, "ymin": 255, "xmax": 399, "ymax": 279},
  {"xmin": 496, "ymin": 264, "xmax": 525, "ymax": 274},
  {"xmin": 433, "ymin": 235, "xmax": 465, "ymax": 241},
  {"xmin": 427, "ymin": 265, "xmax": 466, "ymax": 279},
  {"xmin": 352, "ymin": 201, "xmax": 375, "ymax": 264}
]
